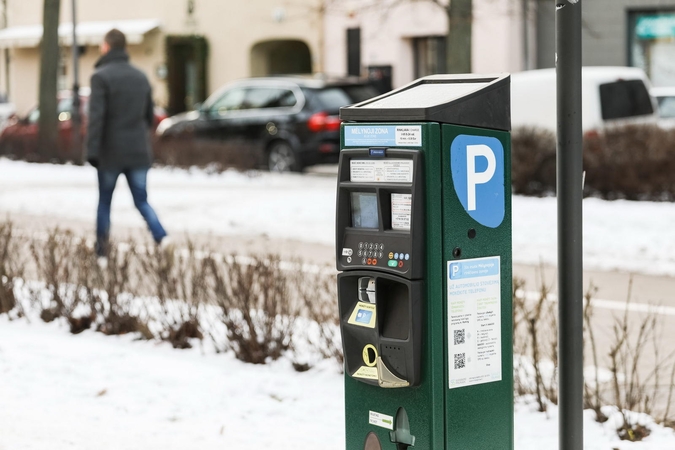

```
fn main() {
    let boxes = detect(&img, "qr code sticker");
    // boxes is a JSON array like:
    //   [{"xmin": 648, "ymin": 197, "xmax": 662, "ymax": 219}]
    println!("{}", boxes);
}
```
[
  {"xmin": 454, "ymin": 329, "xmax": 465, "ymax": 345},
  {"xmin": 454, "ymin": 353, "xmax": 466, "ymax": 370}
]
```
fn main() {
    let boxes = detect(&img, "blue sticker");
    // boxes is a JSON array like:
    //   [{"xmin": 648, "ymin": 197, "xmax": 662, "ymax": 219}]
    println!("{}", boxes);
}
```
[
  {"xmin": 450, "ymin": 135, "xmax": 505, "ymax": 228},
  {"xmin": 344, "ymin": 125, "xmax": 397, "ymax": 146},
  {"xmin": 449, "ymin": 257, "xmax": 500, "ymax": 280},
  {"xmin": 355, "ymin": 309, "xmax": 373, "ymax": 324}
]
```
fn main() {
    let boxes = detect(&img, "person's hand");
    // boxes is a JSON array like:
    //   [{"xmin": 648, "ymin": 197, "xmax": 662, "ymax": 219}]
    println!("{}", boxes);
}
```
[{"xmin": 88, "ymin": 158, "xmax": 99, "ymax": 168}]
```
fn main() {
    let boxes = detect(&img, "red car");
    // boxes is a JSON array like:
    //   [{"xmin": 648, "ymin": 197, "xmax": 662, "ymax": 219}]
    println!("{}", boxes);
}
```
[{"xmin": 0, "ymin": 89, "xmax": 166, "ymax": 163}]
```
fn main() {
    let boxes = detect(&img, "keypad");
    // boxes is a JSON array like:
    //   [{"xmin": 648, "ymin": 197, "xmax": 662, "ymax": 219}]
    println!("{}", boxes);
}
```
[{"xmin": 353, "ymin": 242, "xmax": 409, "ymax": 269}]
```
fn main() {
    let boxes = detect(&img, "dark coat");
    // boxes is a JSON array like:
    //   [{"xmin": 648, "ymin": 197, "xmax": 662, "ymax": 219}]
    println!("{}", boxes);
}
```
[{"xmin": 86, "ymin": 48, "xmax": 154, "ymax": 169}]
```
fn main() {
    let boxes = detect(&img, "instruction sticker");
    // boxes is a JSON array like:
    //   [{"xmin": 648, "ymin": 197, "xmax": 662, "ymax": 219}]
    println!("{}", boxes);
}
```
[
  {"xmin": 369, "ymin": 411, "xmax": 394, "ymax": 430},
  {"xmin": 354, "ymin": 366, "xmax": 378, "ymax": 380},
  {"xmin": 391, "ymin": 193, "xmax": 412, "ymax": 231},
  {"xmin": 350, "ymin": 159, "xmax": 413, "ymax": 183},
  {"xmin": 344, "ymin": 125, "xmax": 422, "ymax": 147},
  {"xmin": 447, "ymin": 256, "xmax": 502, "ymax": 389}
]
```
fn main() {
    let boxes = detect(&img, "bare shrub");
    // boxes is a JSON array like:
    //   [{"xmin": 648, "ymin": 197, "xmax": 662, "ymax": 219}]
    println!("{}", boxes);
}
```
[
  {"xmin": 96, "ymin": 241, "xmax": 152, "ymax": 339},
  {"xmin": 512, "ymin": 125, "xmax": 675, "ymax": 200},
  {"xmin": 0, "ymin": 220, "xmax": 24, "ymax": 316},
  {"xmin": 207, "ymin": 254, "xmax": 296, "ymax": 364},
  {"xmin": 29, "ymin": 229, "xmax": 80, "ymax": 322},
  {"xmin": 136, "ymin": 241, "xmax": 204, "ymax": 348},
  {"xmin": 605, "ymin": 285, "xmax": 675, "ymax": 440},
  {"xmin": 293, "ymin": 268, "xmax": 343, "ymax": 371},
  {"xmin": 581, "ymin": 275, "xmax": 675, "ymax": 440},
  {"xmin": 511, "ymin": 127, "xmax": 557, "ymax": 196},
  {"xmin": 584, "ymin": 125, "xmax": 675, "ymax": 200},
  {"xmin": 582, "ymin": 281, "xmax": 607, "ymax": 422},
  {"xmin": 512, "ymin": 268, "xmax": 558, "ymax": 412},
  {"xmin": 153, "ymin": 136, "xmax": 260, "ymax": 172}
]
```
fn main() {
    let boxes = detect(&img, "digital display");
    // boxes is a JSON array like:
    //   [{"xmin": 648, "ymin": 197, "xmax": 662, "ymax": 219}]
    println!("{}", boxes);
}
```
[{"xmin": 351, "ymin": 192, "xmax": 379, "ymax": 229}]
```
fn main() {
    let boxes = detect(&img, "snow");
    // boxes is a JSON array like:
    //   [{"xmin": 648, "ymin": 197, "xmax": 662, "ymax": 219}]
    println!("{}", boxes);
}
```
[
  {"xmin": 2, "ymin": 316, "xmax": 675, "ymax": 450},
  {"xmin": 2, "ymin": 159, "xmax": 675, "ymax": 275},
  {"xmin": 3, "ymin": 158, "xmax": 675, "ymax": 448},
  {"xmin": 0, "ymin": 318, "xmax": 344, "ymax": 450}
]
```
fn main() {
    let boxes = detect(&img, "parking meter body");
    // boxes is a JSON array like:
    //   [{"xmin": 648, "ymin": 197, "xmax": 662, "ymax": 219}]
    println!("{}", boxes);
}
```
[{"xmin": 336, "ymin": 74, "xmax": 513, "ymax": 450}]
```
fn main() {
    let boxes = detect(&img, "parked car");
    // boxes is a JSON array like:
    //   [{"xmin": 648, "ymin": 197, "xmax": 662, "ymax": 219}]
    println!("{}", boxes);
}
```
[
  {"xmin": 511, "ymin": 67, "xmax": 659, "ymax": 135},
  {"xmin": 651, "ymin": 86, "xmax": 675, "ymax": 128},
  {"xmin": 0, "ymin": 88, "xmax": 166, "ymax": 162},
  {"xmin": 154, "ymin": 76, "xmax": 380, "ymax": 172}
]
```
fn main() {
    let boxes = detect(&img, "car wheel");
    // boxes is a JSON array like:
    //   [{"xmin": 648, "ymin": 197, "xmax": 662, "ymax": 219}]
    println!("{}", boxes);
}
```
[{"xmin": 268, "ymin": 141, "xmax": 302, "ymax": 173}]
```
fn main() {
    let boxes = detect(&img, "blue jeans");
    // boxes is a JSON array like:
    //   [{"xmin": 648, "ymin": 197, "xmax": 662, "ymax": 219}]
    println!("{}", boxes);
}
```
[{"xmin": 96, "ymin": 167, "xmax": 167, "ymax": 256}]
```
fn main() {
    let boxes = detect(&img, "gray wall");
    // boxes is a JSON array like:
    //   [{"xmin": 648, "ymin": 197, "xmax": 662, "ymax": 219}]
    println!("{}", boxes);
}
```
[{"xmin": 535, "ymin": 0, "xmax": 675, "ymax": 69}]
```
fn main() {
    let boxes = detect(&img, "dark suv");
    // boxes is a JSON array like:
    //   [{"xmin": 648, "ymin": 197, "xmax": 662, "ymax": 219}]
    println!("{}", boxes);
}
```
[{"xmin": 155, "ymin": 77, "xmax": 380, "ymax": 172}]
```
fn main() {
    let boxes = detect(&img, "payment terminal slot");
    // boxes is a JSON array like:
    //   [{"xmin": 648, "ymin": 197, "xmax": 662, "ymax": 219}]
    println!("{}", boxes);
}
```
[
  {"xmin": 336, "ymin": 148, "xmax": 425, "ymax": 280},
  {"xmin": 338, "ymin": 271, "xmax": 423, "ymax": 387},
  {"xmin": 336, "ymin": 148, "xmax": 425, "ymax": 388}
]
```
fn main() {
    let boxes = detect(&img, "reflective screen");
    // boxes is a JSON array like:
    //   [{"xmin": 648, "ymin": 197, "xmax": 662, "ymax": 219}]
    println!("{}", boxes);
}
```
[{"xmin": 351, "ymin": 192, "xmax": 379, "ymax": 229}]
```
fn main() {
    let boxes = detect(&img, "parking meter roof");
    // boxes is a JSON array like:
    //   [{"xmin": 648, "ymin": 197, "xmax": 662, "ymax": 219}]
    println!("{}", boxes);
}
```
[{"xmin": 340, "ymin": 73, "xmax": 510, "ymax": 131}]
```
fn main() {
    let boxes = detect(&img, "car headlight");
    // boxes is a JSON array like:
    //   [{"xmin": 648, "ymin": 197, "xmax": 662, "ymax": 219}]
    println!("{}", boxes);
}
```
[{"xmin": 155, "ymin": 118, "xmax": 173, "ymax": 136}]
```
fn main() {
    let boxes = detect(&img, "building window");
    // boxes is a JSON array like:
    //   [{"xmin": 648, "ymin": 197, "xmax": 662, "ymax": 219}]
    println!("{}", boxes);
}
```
[
  {"xmin": 58, "ymin": 47, "xmax": 68, "ymax": 91},
  {"xmin": 413, "ymin": 36, "xmax": 446, "ymax": 78},
  {"xmin": 347, "ymin": 28, "xmax": 361, "ymax": 77},
  {"xmin": 629, "ymin": 10, "xmax": 675, "ymax": 86}
]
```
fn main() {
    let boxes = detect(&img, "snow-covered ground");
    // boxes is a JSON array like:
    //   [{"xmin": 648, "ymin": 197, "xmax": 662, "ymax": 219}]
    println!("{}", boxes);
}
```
[
  {"xmin": 3, "ymin": 159, "xmax": 675, "ymax": 449},
  {"xmin": 1, "ymin": 316, "xmax": 674, "ymax": 450},
  {"xmin": 2, "ymin": 159, "xmax": 675, "ymax": 275}
]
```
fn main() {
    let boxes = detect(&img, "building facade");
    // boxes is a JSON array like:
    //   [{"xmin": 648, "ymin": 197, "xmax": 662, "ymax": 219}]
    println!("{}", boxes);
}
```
[
  {"xmin": 536, "ymin": 0, "xmax": 675, "ymax": 86},
  {"xmin": 0, "ymin": 0, "xmax": 323, "ymax": 114},
  {"xmin": 323, "ymin": 0, "xmax": 531, "ymax": 91}
]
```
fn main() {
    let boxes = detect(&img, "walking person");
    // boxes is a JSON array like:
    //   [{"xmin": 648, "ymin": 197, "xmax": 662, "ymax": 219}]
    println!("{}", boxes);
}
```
[{"xmin": 87, "ymin": 29, "xmax": 169, "ymax": 261}]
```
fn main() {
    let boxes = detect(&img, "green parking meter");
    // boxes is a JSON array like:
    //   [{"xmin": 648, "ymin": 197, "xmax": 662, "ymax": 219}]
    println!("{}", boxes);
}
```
[{"xmin": 336, "ymin": 74, "xmax": 513, "ymax": 450}]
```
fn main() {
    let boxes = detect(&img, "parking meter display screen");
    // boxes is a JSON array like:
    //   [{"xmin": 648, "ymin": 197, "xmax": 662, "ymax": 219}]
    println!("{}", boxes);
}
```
[{"xmin": 351, "ymin": 192, "xmax": 379, "ymax": 229}]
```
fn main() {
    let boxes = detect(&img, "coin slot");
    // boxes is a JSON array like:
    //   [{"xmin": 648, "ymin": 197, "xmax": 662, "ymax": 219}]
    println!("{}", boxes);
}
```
[{"xmin": 363, "ymin": 344, "xmax": 378, "ymax": 367}]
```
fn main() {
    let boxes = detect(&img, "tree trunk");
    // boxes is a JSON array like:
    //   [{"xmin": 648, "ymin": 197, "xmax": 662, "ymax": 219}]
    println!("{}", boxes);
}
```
[
  {"xmin": 446, "ymin": 0, "xmax": 472, "ymax": 73},
  {"xmin": 38, "ymin": 0, "xmax": 61, "ymax": 161}
]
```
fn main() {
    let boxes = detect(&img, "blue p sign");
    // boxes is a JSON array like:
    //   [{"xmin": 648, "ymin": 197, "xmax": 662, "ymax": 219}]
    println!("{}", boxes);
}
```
[{"xmin": 450, "ymin": 135, "xmax": 505, "ymax": 228}]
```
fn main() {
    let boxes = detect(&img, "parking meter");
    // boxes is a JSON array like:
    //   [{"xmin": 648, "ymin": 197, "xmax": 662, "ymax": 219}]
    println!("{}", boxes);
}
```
[{"xmin": 336, "ymin": 74, "xmax": 513, "ymax": 450}]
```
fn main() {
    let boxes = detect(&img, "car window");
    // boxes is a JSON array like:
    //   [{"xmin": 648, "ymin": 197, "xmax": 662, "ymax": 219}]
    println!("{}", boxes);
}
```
[
  {"xmin": 657, "ymin": 96, "xmax": 675, "ymax": 119},
  {"xmin": 599, "ymin": 79, "xmax": 654, "ymax": 120},
  {"xmin": 241, "ymin": 87, "xmax": 298, "ymax": 110},
  {"xmin": 210, "ymin": 88, "xmax": 247, "ymax": 114},
  {"xmin": 315, "ymin": 85, "xmax": 379, "ymax": 110}
]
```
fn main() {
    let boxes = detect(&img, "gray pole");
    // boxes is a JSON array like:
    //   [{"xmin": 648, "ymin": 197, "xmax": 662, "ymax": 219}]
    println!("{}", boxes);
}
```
[
  {"xmin": 556, "ymin": 0, "xmax": 583, "ymax": 449},
  {"xmin": 70, "ymin": 0, "xmax": 82, "ymax": 163}
]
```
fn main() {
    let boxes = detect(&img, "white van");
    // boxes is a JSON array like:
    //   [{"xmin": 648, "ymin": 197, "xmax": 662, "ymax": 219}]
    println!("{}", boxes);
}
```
[
  {"xmin": 511, "ymin": 67, "xmax": 659, "ymax": 134},
  {"xmin": 651, "ymin": 86, "xmax": 675, "ymax": 129}
]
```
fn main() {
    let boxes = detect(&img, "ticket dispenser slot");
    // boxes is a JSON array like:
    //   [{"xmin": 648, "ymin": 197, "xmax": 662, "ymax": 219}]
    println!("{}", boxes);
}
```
[{"xmin": 336, "ymin": 148, "xmax": 425, "ymax": 388}]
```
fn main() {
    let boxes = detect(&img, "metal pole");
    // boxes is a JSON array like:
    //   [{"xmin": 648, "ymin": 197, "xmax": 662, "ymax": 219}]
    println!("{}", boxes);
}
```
[
  {"xmin": 70, "ymin": 0, "xmax": 82, "ymax": 163},
  {"xmin": 556, "ymin": 0, "xmax": 583, "ymax": 449}
]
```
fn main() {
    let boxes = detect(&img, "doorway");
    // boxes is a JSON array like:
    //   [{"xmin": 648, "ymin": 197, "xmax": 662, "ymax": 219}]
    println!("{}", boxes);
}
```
[
  {"xmin": 250, "ymin": 39, "xmax": 311, "ymax": 76},
  {"xmin": 166, "ymin": 35, "xmax": 208, "ymax": 115}
]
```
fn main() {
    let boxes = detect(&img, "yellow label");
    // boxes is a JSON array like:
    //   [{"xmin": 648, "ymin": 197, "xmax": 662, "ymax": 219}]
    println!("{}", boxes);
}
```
[
  {"xmin": 347, "ymin": 301, "xmax": 377, "ymax": 328},
  {"xmin": 353, "ymin": 366, "xmax": 378, "ymax": 380},
  {"xmin": 362, "ymin": 344, "xmax": 378, "ymax": 367}
]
